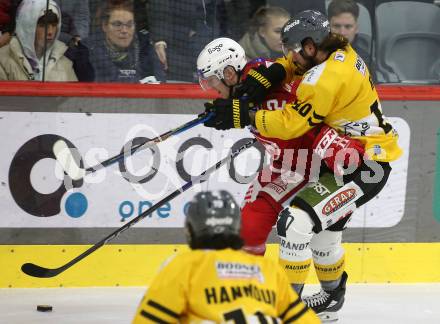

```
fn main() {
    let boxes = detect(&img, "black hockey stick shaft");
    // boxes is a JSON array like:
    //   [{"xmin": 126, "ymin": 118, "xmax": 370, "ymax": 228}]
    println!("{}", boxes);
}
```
[{"xmin": 21, "ymin": 138, "xmax": 257, "ymax": 278}]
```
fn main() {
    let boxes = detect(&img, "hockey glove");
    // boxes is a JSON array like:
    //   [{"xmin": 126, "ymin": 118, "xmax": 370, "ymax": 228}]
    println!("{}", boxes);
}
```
[
  {"xmin": 204, "ymin": 98, "xmax": 251, "ymax": 130},
  {"xmin": 234, "ymin": 63, "xmax": 286, "ymax": 103},
  {"xmin": 310, "ymin": 125, "xmax": 365, "ymax": 176}
]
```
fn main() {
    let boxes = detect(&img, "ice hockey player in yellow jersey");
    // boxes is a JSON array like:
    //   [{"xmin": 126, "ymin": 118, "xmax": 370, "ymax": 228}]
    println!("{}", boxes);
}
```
[
  {"xmin": 132, "ymin": 190, "xmax": 320, "ymax": 323},
  {"xmin": 202, "ymin": 10, "xmax": 403, "ymax": 322}
]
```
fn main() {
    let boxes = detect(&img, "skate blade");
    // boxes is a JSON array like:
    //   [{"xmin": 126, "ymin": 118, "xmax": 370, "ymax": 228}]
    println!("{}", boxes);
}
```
[{"xmin": 318, "ymin": 311, "xmax": 338, "ymax": 322}]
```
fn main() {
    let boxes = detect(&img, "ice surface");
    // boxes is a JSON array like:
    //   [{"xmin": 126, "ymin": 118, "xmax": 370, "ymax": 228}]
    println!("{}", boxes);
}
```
[{"xmin": 1, "ymin": 284, "xmax": 439, "ymax": 324}]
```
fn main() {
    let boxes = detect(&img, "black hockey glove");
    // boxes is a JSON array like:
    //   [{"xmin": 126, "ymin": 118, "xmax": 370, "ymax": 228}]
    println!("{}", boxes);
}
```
[
  {"xmin": 204, "ymin": 98, "xmax": 251, "ymax": 130},
  {"xmin": 234, "ymin": 63, "xmax": 286, "ymax": 103}
]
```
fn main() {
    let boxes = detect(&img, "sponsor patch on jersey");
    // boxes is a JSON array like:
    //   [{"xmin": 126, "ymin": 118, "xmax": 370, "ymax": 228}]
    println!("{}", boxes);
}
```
[
  {"xmin": 312, "ymin": 182, "xmax": 332, "ymax": 196},
  {"xmin": 373, "ymin": 144, "xmax": 382, "ymax": 155},
  {"xmin": 216, "ymin": 262, "xmax": 264, "ymax": 282},
  {"xmin": 334, "ymin": 52, "xmax": 346, "ymax": 62},
  {"xmin": 302, "ymin": 62, "xmax": 326, "ymax": 85},
  {"xmin": 314, "ymin": 128, "xmax": 339, "ymax": 158},
  {"xmin": 280, "ymin": 238, "xmax": 310, "ymax": 251},
  {"xmin": 355, "ymin": 55, "xmax": 367, "ymax": 76},
  {"xmin": 266, "ymin": 182, "xmax": 286, "ymax": 195},
  {"xmin": 322, "ymin": 188, "xmax": 357, "ymax": 215}
]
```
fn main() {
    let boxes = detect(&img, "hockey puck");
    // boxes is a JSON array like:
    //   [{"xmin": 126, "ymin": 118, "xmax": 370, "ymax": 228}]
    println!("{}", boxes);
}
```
[{"xmin": 36, "ymin": 305, "xmax": 53, "ymax": 312}]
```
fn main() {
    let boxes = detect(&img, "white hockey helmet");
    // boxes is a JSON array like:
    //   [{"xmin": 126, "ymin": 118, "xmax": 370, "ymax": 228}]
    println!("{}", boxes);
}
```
[{"xmin": 196, "ymin": 37, "xmax": 247, "ymax": 91}]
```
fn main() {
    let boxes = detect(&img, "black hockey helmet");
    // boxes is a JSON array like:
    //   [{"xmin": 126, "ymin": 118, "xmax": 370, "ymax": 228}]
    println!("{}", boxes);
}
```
[
  {"xmin": 281, "ymin": 10, "xmax": 330, "ymax": 54},
  {"xmin": 185, "ymin": 190, "xmax": 240, "ymax": 239}
]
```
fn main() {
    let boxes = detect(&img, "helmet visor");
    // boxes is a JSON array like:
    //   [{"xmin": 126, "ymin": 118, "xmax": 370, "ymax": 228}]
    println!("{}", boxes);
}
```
[
  {"xmin": 198, "ymin": 75, "xmax": 223, "ymax": 91},
  {"xmin": 282, "ymin": 42, "xmax": 302, "ymax": 56}
]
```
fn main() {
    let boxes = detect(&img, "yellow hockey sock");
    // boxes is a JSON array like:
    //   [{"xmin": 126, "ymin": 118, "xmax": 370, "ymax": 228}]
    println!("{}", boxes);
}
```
[
  {"xmin": 314, "ymin": 255, "xmax": 345, "ymax": 282},
  {"xmin": 278, "ymin": 258, "xmax": 312, "ymax": 284}
]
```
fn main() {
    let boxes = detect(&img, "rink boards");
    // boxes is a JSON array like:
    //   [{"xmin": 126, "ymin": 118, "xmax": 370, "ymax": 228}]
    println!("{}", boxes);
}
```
[{"xmin": 2, "ymin": 243, "xmax": 440, "ymax": 288}]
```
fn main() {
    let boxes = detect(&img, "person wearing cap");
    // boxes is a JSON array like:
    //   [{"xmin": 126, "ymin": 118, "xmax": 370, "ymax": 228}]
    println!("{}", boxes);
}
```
[
  {"xmin": 132, "ymin": 190, "xmax": 319, "ymax": 323},
  {"xmin": 0, "ymin": 0, "xmax": 77, "ymax": 81}
]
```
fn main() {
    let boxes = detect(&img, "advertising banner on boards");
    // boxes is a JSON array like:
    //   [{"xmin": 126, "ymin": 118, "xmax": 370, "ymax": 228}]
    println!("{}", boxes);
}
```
[{"xmin": 0, "ymin": 112, "xmax": 409, "ymax": 228}]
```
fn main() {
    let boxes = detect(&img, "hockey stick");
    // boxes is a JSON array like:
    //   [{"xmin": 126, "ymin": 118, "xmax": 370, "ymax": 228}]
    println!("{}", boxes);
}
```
[
  {"xmin": 53, "ymin": 112, "xmax": 214, "ymax": 181},
  {"xmin": 21, "ymin": 138, "xmax": 258, "ymax": 278}
]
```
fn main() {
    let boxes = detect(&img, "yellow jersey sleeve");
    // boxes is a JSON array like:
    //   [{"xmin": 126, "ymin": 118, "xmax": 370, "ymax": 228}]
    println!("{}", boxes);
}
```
[
  {"xmin": 132, "ymin": 254, "xmax": 188, "ymax": 323},
  {"xmin": 256, "ymin": 61, "xmax": 334, "ymax": 140},
  {"xmin": 258, "ymin": 45, "xmax": 403, "ymax": 162}
]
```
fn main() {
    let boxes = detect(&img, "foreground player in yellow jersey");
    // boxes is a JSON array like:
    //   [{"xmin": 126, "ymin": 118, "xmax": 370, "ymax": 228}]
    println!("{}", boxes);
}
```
[
  {"xmin": 132, "ymin": 190, "xmax": 319, "ymax": 324},
  {"xmin": 203, "ymin": 10, "xmax": 402, "ymax": 322}
]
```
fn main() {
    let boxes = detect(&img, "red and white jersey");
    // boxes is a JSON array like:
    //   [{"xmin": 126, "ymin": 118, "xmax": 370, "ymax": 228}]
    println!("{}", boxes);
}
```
[{"xmin": 242, "ymin": 58, "xmax": 315, "ymax": 173}]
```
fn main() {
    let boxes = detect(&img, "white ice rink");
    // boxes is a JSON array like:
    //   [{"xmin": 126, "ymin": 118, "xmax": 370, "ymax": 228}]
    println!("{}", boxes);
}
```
[{"xmin": 1, "ymin": 284, "xmax": 440, "ymax": 324}]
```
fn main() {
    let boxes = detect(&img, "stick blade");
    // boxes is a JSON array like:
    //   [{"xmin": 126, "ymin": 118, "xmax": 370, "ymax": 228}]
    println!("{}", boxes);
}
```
[
  {"xmin": 53, "ymin": 140, "xmax": 85, "ymax": 181},
  {"xmin": 21, "ymin": 262, "xmax": 62, "ymax": 278}
]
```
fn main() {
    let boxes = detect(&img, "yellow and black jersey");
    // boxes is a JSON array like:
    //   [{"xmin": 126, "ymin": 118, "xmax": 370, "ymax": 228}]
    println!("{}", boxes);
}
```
[
  {"xmin": 133, "ymin": 248, "xmax": 319, "ymax": 324},
  {"xmin": 255, "ymin": 45, "xmax": 403, "ymax": 162}
]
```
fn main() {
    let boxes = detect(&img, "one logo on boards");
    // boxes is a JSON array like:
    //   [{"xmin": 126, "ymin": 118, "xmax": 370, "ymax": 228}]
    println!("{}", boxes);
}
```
[
  {"xmin": 8, "ymin": 134, "xmax": 162, "ymax": 220},
  {"xmin": 8, "ymin": 134, "xmax": 87, "ymax": 218}
]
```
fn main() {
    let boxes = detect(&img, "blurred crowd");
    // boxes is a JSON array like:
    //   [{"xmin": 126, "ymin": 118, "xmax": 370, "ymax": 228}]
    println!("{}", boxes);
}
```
[{"xmin": 0, "ymin": 0, "xmax": 439, "ymax": 83}]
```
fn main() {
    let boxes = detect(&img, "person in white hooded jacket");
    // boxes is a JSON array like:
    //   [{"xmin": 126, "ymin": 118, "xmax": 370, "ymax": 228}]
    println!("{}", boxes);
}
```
[{"xmin": 0, "ymin": 0, "xmax": 77, "ymax": 81}]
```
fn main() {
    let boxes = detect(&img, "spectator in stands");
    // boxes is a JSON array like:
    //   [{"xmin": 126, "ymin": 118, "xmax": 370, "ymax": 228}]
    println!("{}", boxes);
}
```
[
  {"xmin": 328, "ymin": 0, "xmax": 372, "ymax": 67},
  {"xmin": 1, "ymin": 0, "xmax": 91, "ymax": 80},
  {"xmin": 148, "ymin": 0, "xmax": 228, "ymax": 82},
  {"xmin": 0, "ymin": 0, "xmax": 12, "ymax": 47},
  {"xmin": 267, "ymin": 0, "xmax": 327, "ymax": 16},
  {"xmin": 223, "ymin": 0, "xmax": 252, "ymax": 41},
  {"xmin": 132, "ymin": 0, "xmax": 149, "ymax": 34},
  {"xmin": 1, "ymin": 0, "xmax": 89, "ymax": 48},
  {"xmin": 0, "ymin": 0, "xmax": 77, "ymax": 81},
  {"xmin": 239, "ymin": 6, "xmax": 290, "ymax": 60},
  {"xmin": 0, "ymin": 0, "xmax": 20, "ymax": 48},
  {"xmin": 54, "ymin": 0, "xmax": 90, "ymax": 47},
  {"xmin": 84, "ymin": 0, "xmax": 165, "ymax": 83},
  {"xmin": 90, "ymin": 0, "xmax": 149, "ymax": 36}
]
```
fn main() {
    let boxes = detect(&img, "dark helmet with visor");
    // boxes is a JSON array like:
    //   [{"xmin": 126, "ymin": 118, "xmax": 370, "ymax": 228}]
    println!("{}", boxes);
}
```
[
  {"xmin": 281, "ymin": 10, "xmax": 330, "ymax": 55},
  {"xmin": 185, "ymin": 190, "xmax": 240, "ymax": 238}
]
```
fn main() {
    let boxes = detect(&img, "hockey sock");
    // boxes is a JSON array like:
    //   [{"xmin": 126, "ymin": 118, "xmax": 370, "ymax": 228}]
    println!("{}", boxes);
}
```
[
  {"xmin": 314, "ymin": 255, "xmax": 345, "ymax": 282},
  {"xmin": 291, "ymin": 283, "xmax": 304, "ymax": 295},
  {"xmin": 320, "ymin": 277, "xmax": 342, "ymax": 291},
  {"xmin": 278, "ymin": 258, "xmax": 312, "ymax": 286}
]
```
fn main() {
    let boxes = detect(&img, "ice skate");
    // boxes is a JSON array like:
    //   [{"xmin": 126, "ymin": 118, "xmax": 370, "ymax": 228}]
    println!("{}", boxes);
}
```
[{"xmin": 302, "ymin": 271, "xmax": 348, "ymax": 322}]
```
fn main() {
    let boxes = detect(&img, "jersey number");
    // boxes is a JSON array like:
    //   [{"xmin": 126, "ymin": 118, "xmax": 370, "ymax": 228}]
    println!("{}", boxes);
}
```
[
  {"xmin": 223, "ymin": 309, "xmax": 277, "ymax": 324},
  {"xmin": 266, "ymin": 99, "xmax": 286, "ymax": 111},
  {"xmin": 292, "ymin": 100, "xmax": 312, "ymax": 117}
]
